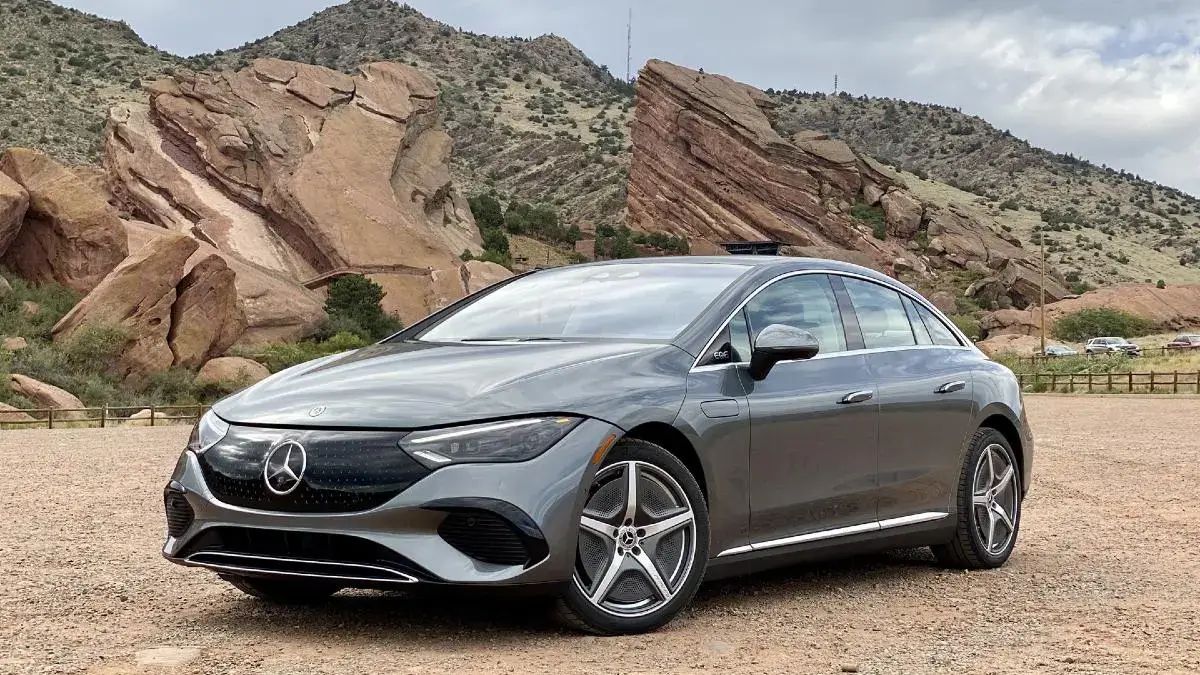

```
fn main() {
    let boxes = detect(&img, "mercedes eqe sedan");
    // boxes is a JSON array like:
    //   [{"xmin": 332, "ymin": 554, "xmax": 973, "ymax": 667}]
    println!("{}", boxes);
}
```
[{"xmin": 164, "ymin": 257, "xmax": 1032, "ymax": 634}]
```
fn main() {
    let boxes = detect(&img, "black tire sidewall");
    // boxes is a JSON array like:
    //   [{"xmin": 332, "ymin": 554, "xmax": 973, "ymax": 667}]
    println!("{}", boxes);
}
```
[
  {"xmin": 558, "ymin": 438, "xmax": 710, "ymax": 634},
  {"xmin": 962, "ymin": 429, "xmax": 1022, "ymax": 566}
]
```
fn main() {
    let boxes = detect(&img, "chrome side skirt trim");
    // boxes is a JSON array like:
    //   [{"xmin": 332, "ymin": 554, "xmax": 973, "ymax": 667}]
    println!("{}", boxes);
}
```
[
  {"xmin": 715, "ymin": 511, "xmax": 949, "ymax": 558},
  {"xmin": 183, "ymin": 551, "xmax": 420, "ymax": 584}
]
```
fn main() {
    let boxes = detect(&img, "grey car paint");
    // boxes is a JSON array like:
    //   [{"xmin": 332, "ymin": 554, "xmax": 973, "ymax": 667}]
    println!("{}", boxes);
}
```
[{"xmin": 170, "ymin": 256, "xmax": 1033, "ymax": 588}]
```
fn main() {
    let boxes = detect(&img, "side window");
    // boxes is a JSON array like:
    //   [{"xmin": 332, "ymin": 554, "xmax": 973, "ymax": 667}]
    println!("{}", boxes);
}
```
[
  {"xmin": 698, "ymin": 310, "xmax": 752, "ymax": 366},
  {"xmin": 903, "ymin": 297, "xmax": 933, "ymax": 345},
  {"xmin": 915, "ymin": 303, "xmax": 963, "ymax": 347},
  {"xmin": 744, "ymin": 275, "xmax": 847, "ymax": 354},
  {"xmin": 841, "ymin": 278, "xmax": 916, "ymax": 349}
]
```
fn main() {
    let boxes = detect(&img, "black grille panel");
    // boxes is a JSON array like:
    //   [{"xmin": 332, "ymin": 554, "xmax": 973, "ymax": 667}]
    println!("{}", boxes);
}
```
[
  {"xmin": 438, "ymin": 511, "xmax": 531, "ymax": 566},
  {"xmin": 197, "ymin": 427, "xmax": 428, "ymax": 513},
  {"xmin": 164, "ymin": 490, "xmax": 194, "ymax": 537}
]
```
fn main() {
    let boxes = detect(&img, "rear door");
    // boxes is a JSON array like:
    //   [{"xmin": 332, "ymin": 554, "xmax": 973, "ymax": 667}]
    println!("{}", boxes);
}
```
[
  {"xmin": 744, "ymin": 274, "xmax": 879, "ymax": 544},
  {"xmin": 838, "ymin": 276, "xmax": 976, "ymax": 523}
]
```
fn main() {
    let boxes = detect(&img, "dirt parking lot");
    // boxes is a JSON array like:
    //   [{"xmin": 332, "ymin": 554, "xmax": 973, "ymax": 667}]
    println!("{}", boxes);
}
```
[{"xmin": 1, "ymin": 395, "xmax": 1198, "ymax": 674}]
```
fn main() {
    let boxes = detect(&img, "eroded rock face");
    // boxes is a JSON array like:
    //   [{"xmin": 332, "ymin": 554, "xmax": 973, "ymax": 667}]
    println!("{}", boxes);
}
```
[
  {"xmin": 104, "ymin": 58, "xmax": 505, "ymax": 324},
  {"xmin": 0, "ymin": 148, "xmax": 127, "ymax": 292},
  {"xmin": 169, "ymin": 255, "xmax": 246, "ymax": 369},
  {"xmin": 626, "ymin": 60, "xmax": 1057, "ymax": 305},
  {"xmin": 0, "ymin": 172, "xmax": 28, "ymax": 255},
  {"xmin": 10, "ymin": 374, "xmax": 84, "ymax": 412},
  {"xmin": 195, "ymin": 356, "xmax": 270, "ymax": 386},
  {"xmin": 52, "ymin": 233, "xmax": 198, "ymax": 380}
]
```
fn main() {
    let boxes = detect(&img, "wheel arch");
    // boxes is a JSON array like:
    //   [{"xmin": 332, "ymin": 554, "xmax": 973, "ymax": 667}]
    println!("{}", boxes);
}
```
[
  {"xmin": 622, "ymin": 422, "xmax": 708, "ymax": 503},
  {"xmin": 977, "ymin": 410, "xmax": 1026, "ymax": 492}
]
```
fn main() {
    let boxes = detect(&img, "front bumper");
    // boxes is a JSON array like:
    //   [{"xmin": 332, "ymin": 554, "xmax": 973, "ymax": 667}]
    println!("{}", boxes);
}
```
[{"xmin": 162, "ymin": 418, "xmax": 619, "ymax": 587}]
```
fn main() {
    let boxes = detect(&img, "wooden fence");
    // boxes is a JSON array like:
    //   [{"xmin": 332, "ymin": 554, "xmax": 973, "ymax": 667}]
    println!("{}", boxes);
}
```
[
  {"xmin": 0, "ymin": 404, "xmax": 209, "ymax": 429},
  {"xmin": 1007, "ymin": 347, "xmax": 1186, "ymax": 369},
  {"xmin": 1017, "ymin": 371, "xmax": 1200, "ymax": 394}
]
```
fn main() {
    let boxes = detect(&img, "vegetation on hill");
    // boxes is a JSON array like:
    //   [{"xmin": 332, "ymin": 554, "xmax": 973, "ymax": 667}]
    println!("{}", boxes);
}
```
[
  {"xmin": 0, "ymin": 0, "xmax": 181, "ymax": 163},
  {"xmin": 1050, "ymin": 308, "xmax": 1154, "ymax": 342}
]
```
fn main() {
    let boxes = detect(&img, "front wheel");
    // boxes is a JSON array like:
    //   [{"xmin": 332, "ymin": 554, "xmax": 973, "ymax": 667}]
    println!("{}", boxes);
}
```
[
  {"xmin": 933, "ymin": 428, "xmax": 1022, "ymax": 569},
  {"xmin": 556, "ymin": 438, "xmax": 709, "ymax": 634}
]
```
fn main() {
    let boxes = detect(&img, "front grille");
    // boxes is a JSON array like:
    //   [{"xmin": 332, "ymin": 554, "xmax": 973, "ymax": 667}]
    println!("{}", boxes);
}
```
[
  {"xmin": 164, "ymin": 489, "xmax": 194, "ymax": 537},
  {"xmin": 197, "ymin": 426, "xmax": 428, "ymax": 513},
  {"xmin": 181, "ymin": 526, "xmax": 432, "ymax": 582},
  {"xmin": 438, "ymin": 511, "xmax": 532, "ymax": 566}
]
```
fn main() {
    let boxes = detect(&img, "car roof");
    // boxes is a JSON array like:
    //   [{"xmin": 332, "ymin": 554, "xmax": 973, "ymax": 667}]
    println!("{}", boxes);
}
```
[{"xmin": 557, "ymin": 255, "xmax": 895, "ymax": 279}]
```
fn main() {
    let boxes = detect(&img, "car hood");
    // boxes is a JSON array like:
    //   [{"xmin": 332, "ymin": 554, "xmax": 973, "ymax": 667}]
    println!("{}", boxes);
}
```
[{"xmin": 213, "ymin": 340, "xmax": 693, "ymax": 430}]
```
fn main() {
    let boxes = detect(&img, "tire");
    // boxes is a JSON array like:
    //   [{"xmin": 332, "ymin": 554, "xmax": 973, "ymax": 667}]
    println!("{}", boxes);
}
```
[
  {"xmin": 932, "ymin": 427, "xmax": 1022, "ymax": 569},
  {"xmin": 555, "ymin": 438, "xmax": 709, "ymax": 634},
  {"xmin": 220, "ymin": 574, "xmax": 342, "ymax": 604}
]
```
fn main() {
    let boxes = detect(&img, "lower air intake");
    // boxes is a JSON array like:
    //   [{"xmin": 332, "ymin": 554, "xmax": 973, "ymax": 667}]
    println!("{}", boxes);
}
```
[
  {"xmin": 164, "ymin": 490, "xmax": 194, "ymax": 537},
  {"xmin": 438, "ymin": 511, "xmax": 532, "ymax": 566}
]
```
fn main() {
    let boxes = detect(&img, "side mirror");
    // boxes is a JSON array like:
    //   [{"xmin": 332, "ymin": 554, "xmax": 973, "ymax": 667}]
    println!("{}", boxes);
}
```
[{"xmin": 748, "ymin": 324, "xmax": 820, "ymax": 380}]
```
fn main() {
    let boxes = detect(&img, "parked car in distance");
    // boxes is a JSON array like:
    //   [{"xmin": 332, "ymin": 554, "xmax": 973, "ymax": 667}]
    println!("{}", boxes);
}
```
[
  {"xmin": 1084, "ymin": 337, "xmax": 1142, "ymax": 356},
  {"xmin": 1165, "ymin": 334, "xmax": 1200, "ymax": 350},
  {"xmin": 1039, "ymin": 345, "xmax": 1078, "ymax": 357}
]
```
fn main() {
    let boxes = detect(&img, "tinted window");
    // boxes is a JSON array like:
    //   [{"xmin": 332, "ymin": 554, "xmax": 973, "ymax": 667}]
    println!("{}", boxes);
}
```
[
  {"xmin": 418, "ymin": 263, "xmax": 746, "ymax": 342},
  {"xmin": 915, "ymin": 303, "xmax": 962, "ymax": 347},
  {"xmin": 903, "ymin": 297, "xmax": 933, "ymax": 345},
  {"xmin": 841, "ymin": 278, "xmax": 916, "ymax": 349},
  {"xmin": 745, "ymin": 275, "xmax": 846, "ymax": 354}
]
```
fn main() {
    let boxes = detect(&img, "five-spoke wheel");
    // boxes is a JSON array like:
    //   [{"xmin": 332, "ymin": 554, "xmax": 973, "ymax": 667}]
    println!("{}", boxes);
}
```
[
  {"xmin": 934, "ymin": 427, "xmax": 1023, "ymax": 569},
  {"xmin": 972, "ymin": 443, "xmax": 1018, "ymax": 555},
  {"xmin": 557, "ymin": 439, "xmax": 708, "ymax": 634}
]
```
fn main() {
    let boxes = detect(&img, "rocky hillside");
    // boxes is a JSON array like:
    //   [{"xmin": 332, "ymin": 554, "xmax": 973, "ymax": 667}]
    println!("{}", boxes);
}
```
[
  {"xmin": 0, "ymin": 0, "xmax": 182, "ymax": 164},
  {"xmin": 770, "ymin": 92, "xmax": 1200, "ymax": 287},
  {"xmin": 200, "ymin": 0, "xmax": 632, "ymax": 231}
]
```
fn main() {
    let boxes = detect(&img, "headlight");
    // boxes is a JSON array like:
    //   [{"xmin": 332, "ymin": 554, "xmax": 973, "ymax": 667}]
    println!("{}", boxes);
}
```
[
  {"xmin": 186, "ymin": 410, "xmax": 230, "ymax": 454},
  {"xmin": 399, "ymin": 416, "xmax": 581, "ymax": 469}
]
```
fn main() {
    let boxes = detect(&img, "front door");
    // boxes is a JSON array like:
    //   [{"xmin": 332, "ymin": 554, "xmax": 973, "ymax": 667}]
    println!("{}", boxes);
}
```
[{"xmin": 744, "ymin": 274, "xmax": 879, "ymax": 544}]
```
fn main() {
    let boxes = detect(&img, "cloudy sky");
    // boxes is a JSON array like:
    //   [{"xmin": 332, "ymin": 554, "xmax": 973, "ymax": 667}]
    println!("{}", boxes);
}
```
[{"xmin": 59, "ymin": 0, "xmax": 1200, "ymax": 195}]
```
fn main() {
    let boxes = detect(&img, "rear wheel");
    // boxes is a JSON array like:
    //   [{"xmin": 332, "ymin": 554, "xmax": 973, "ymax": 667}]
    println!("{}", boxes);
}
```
[
  {"xmin": 933, "ymin": 428, "xmax": 1022, "ymax": 569},
  {"xmin": 556, "ymin": 439, "xmax": 709, "ymax": 634},
  {"xmin": 220, "ymin": 574, "xmax": 342, "ymax": 604}
]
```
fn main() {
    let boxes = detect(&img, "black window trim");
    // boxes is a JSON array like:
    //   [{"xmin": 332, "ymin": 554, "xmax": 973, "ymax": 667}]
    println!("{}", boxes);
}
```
[{"xmin": 690, "ymin": 269, "xmax": 972, "ymax": 371}]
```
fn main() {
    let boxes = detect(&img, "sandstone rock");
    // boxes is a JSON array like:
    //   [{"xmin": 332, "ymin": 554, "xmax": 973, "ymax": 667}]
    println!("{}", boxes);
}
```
[
  {"xmin": 2, "ymin": 336, "xmax": 27, "ymax": 351},
  {"xmin": 626, "ymin": 60, "xmax": 911, "ymax": 271},
  {"xmin": 124, "ymin": 408, "xmax": 154, "ymax": 427},
  {"xmin": 0, "ymin": 402, "xmax": 36, "ymax": 423},
  {"xmin": 462, "ymin": 260, "xmax": 512, "ymax": 294},
  {"xmin": 862, "ymin": 183, "xmax": 885, "ymax": 206},
  {"xmin": 966, "ymin": 277, "xmax": 1008, "ymax": 308},
  {"xmin": 9, "ymin": 374, "xmax": 84, "ymax": 412},
  {"xmin": 928, "ymin": 290, "xmax": 957, "ymax": 314},
  {"xmin": 893, "ymin": 257, "xmax": 915, "ymax": 274},
  {"xmin": 0, "ymin": 276, "xmax": 10, "ymax": 298},
  {"xmin": 965, "ymin": 260, "xmax": 991, "ymax": 277},
  {"xmin": 53, "ymin": 234, "xmax": 198, "ymax": 380},
  {"xmin": 997, "ymin": 258, "xmax": 1070, "ymax": 308},
  {"xmin": 104, "ymin": 58, "xmax": 493, "ymax": 325},
  {"xmin": 169, "ymin": 255, "xmax": 246, "ymax": 369},
  {"xmin": 982, "ymin": 283, "xmax": 1200, "ymax": 337},
  {"xmin": 196, "ymin": 356, "xmax": 270, "ymax": 387},
  {"xmin": 0, "ymin": 148, "xmax": 127, "ymax": 292},
  {"xmin": 123, "ymin": 219, "xmax": 324, "ymax": 345},
  {"xmin": 881, "ymin": 190, "xmax": 923, "ymax": 237},
  {"xmin": 0, "ymin": 171, "xmax": 28, "ymax": 255},
  {"xmin": 20, "ymin": 300, "xmax": 39, "ymax": 316},
  {"xmin": 976, "ymin": 333, "xmax": 1047, "ymax": 357}
]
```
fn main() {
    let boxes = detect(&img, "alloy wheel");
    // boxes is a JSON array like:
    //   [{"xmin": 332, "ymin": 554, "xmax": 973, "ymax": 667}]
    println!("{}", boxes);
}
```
[
  {"xmin": 573, "ymin": 461, "xmax": 697, "ymax": 618},
  {"xmin": 972, "ymin": 443, "xmax": 1018, "ymax": 555}
]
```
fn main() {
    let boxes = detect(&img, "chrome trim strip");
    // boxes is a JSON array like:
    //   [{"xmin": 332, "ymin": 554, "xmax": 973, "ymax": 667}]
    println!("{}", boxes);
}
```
[
  {"xmin": 184, "ymin": 551, "xmax": 420, "ymax": 584},
  {"xmin": 690, "ymin": 269, "xmax": 974, "ymax": 371},
  {"xmin": 715, "ymin": 511, "xmax": 949, "ymax": 558}
]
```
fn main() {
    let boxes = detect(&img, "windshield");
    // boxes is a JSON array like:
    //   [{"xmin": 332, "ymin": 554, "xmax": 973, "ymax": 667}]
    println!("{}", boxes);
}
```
[{"xmin": 416, "ymin": 263, "xmax": 747, "ymax": 342}]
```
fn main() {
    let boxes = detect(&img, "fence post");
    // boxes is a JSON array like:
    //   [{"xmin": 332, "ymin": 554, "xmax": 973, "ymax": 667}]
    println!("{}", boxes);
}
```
[
  {"xmin": 47, "ymin": 408, "xmax": 54, "ymax": 430},
  {"xmin": 1050, "ymin": 373, "xmax": 1057, "ymax": 392},
  {"xmin": 150, "ymin": 407, "xmax": 156, "ymax": 427},
  {"xmin": 1088, "ymin": 373, "xmax": 1094, "ymax": 393},
  {"xmin": 1150, "ymin": 371, "xmax": 1156, "ymax": 393},
  {"xmin": 1174, "ymin": 371, "xmax": 1179, "ymax": 394},
  {"xmin": 1196, "ymin": 371, "xmax": 1200, "ymax": 395},
  {"xmin": 100, "ymin": 406, "xmax": 107, "ymax": 428},
  {"xmin": 1128, "ymin": 372, "xmax": 1133, "ymax": 392},
  {"xmin": 1107, "ymin": 372, "xmax": 1113, "ymax": 392}
]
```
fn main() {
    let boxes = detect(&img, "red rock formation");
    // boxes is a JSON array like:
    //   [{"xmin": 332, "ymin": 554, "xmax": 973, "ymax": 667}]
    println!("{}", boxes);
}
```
[
  {"xmin": 0, "ymin": 172, "xmax": 28, "ymax": 254},
  {"xmin": 104, "ymin": 58, "xmax": 508, "ymax": 323},
  {"xmin": 981, "ymin": 283, "xmax": 1200, "ymax": 337},
  {"xmin": 0, "ymin": 148, "xmax": 127, "ymax": 292}
]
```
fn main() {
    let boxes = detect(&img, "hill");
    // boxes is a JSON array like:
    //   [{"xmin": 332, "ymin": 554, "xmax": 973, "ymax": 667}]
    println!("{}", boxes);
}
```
[{"xmin": 0, "ymin": 0, "xmax": 181, "ymax": 164}]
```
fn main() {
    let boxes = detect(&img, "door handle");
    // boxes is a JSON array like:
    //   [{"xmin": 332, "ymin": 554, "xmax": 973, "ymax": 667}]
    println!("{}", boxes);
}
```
[
  {"xmin": 936, "ymin": 380, "xmax": 967, "ymax": 394},
  {"xmin": 839, "ymin": 390, "xmax": 874, "ymax": 404}
]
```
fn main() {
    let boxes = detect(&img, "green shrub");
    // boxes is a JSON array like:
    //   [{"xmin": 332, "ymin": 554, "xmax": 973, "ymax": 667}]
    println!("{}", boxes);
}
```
[
  {"xmin": 949, "ymin": 313, "xmax": 981, "ymax": 340},
  {"xmin": 250, "ymin": 332, "xmax": 370, "ymax": 373},
  {"xmin": 1051, "ymin": 308, "xmax": 1153, "ymax": 342},
  {"xmin": 1156, "ymin": 279, "xmax": 1166, "ymax": 289},
  {"xmin": 323, "ymin": 274, "xmax": 403, "ymax": 341},
  {"xmin": 0, "ymin": 274, "xmax": 81, "ymax": 340}
]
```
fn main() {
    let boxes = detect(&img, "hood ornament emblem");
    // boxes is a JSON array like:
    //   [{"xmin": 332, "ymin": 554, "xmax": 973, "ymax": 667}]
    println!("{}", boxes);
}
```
[
  {"xmin": 263, "ymin": 440, "xmax": 307, "ymax": 496},
  {"xmin": 308, "ymin": 405, "xmax": 327, "ymax": 417}
]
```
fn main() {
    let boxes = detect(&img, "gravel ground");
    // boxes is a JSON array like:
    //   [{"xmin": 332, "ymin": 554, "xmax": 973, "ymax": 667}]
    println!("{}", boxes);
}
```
[{"xmin": 1, "ymin": 395, "xmax": 1198, "ymax": 674}]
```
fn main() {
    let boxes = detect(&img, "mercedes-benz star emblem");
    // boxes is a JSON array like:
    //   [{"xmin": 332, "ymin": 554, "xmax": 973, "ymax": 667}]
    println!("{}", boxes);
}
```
[
  {"xmin": 308, "ymin": 405, "xmax": 326, "ymax": 417},
  {"xmin": 263, "ymin": 440, "xmax": 307, "ymax": 496}
]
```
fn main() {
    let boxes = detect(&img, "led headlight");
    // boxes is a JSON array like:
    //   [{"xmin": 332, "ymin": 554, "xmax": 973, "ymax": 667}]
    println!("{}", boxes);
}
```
[
  {"xmin": 186, "ymin": 409, "xmax": 230, "ymax": 454},
  {"xmin": 399, "ymin": 416, "xmax": 581, "ymax": 469}
]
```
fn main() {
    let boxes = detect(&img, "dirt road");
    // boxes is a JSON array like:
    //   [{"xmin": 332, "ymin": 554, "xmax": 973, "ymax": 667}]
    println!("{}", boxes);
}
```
[{"xmin": 1, "ymin": 396, "xmax": 1197, "ymax": 674}]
